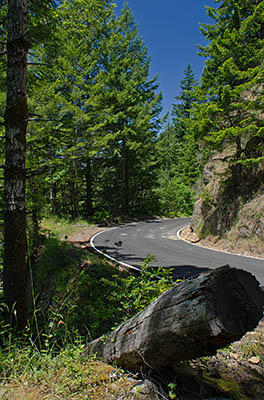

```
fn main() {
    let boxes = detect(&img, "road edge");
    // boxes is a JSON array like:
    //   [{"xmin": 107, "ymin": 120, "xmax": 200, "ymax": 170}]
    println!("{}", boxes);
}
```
[
  {"xmin": 177, "ymin": 226, "xmax": 264, "ymax": 261},
  {"xmin": 90, "ymin": 227, "xmax": 142, "ymax": 273}
]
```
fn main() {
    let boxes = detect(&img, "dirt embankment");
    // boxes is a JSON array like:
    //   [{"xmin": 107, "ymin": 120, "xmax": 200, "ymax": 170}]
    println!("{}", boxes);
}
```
[
  {"xmin": 181, "ymin": 225, "xmax": 264, "ymax": 260},
  {"xmin": 189, "ymin": 145, "xmax": 264, "ymax": 261}
]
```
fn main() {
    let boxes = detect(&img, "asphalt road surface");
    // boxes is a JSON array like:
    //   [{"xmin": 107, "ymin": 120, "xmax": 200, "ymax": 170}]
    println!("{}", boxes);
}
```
[{"xmin": 91, "ymin": 218, "xmax": 264, "ymax": 286}]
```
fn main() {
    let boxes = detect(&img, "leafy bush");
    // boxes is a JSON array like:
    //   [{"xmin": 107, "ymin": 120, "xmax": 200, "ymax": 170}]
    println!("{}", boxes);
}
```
[
  {"xmin": 105, "ymin": 255, "xmax": 175, "ymax": 321},
  {"xmin": 36, "ymin": 249, "xmax": 175, "ymax": 343}
]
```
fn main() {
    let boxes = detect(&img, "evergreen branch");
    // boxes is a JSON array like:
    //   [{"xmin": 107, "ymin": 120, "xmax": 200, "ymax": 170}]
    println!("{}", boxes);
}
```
[
  {"xmin": 26, "ymin": 118, "xmax": 56, "ymax": 122},
  {"xmin": 26, "ymin": 165, "xmax": 49, "ymax": 179},
  {"xmin": 27, "ymin": 62, "xmax": 51, "ymax": 67},
  {"xmin": 28, "ymin": 0, "xmax": 51, "ymax": 11},
  {"xmin": 29, "ymin": 112, "xmax": 44, "ymax": 118}
]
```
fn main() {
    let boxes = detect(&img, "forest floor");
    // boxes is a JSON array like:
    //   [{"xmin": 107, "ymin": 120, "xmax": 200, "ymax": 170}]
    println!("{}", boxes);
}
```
[{"xmin": 64, "ymin": 220, "xmax": 264, "ymax": 400}]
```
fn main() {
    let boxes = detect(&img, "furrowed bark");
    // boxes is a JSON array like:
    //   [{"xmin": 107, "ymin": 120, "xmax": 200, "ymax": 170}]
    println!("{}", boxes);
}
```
[
  {"xmin": 87, "ymin": 265, "xmax": 264, "ymax": 372},
  {"xmin": 3, "ymin": 0, "xmax": 29, "ymax": 330}
]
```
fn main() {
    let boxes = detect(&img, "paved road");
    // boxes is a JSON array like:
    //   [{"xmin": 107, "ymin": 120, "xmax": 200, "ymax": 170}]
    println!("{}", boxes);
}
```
[{"xmin": 91, "ymin": 218, "xmax": 264, "ymax": 286}]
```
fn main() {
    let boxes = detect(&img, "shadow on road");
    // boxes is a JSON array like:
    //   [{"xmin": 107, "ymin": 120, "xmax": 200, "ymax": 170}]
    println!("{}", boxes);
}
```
[
  {"xmin": 151, "ymin": 265, "xmax": 210, "ymax": 281},
  {"xmin": 96, "ymin": 244, "xmax": 210, "ymax": 281}
]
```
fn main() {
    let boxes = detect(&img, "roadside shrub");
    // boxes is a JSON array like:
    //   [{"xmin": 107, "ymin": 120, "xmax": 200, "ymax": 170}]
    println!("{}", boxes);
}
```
[{"xmin": 38, "ymin": 253, "xmax": 175, "ymax": 343}]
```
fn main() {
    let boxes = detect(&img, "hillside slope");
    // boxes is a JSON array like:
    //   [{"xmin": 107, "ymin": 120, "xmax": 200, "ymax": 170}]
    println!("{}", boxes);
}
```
[{"xmin": 191, "ymin": 147, "xmax": 264, "ymax": 258}]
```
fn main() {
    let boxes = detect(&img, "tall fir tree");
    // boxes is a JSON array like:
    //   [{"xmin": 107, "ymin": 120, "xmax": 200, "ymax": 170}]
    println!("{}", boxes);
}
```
[
  {"xmin": 3, "ymin": 0, "xmax": 29, "ymax": 330},
  {"xmin": 194, "ymin": 0, "xmax": 264, "ymax": 177},
  {"xmin": 26, "ymin": 1, "xmax": 162, "ymax": 218},
  {"xmin": 27, "ymin": 0, "xmax": 114, "ymax": 219},
  {"xmin": 86, "ymin": 4, "xmax": 162, "ymax": 215},
  {"xmin": 172, "ymin": 64, "xmax": 198, "ymax": 139},
  {"xmin": 156, "ymin": 66, "xmax": 200, "ymax": 217},
  {"xmin": 1, "ymin": 0, "xmax": 60, "ymax": 329}
]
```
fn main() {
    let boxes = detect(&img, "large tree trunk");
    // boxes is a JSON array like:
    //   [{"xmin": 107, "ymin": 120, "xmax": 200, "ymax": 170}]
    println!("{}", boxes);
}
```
[
  {"xmin": 3, "ymin": 0, "xmax": 29, "ymax": 330},
  {"xmin": 87, "ymin": 265, "xmax": 264, "ymax": 372}
]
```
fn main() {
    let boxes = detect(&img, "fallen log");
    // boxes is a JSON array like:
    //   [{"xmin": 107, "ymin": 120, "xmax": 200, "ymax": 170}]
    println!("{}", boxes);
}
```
[{"xmin": 87, "ymin": 265, "xmax": 264, "ymax": 371}]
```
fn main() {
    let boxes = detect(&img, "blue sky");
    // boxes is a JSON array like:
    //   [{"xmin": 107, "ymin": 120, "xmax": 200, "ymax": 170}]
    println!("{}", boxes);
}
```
[{"xmin": 115, "ymin": 0, "xmax": 216, "ymax": 117}]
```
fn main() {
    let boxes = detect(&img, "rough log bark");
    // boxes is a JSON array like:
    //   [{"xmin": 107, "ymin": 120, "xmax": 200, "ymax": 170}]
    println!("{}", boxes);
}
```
[{"xmin": 87, "ymin": 265, "xmax": 264, "ymax": 372}]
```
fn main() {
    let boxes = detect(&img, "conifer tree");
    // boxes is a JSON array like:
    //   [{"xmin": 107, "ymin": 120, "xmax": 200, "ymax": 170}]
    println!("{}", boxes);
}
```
[
  {"xmin": 172, "ymin": 64, "xmax": 198, "ymax": 139},
  {"xmin": 156, "ymin": 66, "xmax": 200, "ymax": 217},
  {"xmin": 1, "ymin": 0, "xmax": 59, "ymax": 329},
  {"xmin": 195, "ymin": 0, "xmax": 264, "ymax": 175},
  {"xmin": 27, "ymin": 0, "xmax": 114, "ymax": 219},
  {"xmin": 88, "ymin": 4, "xmax": 162, "ymax": 215},
  {"xmin": 3, "ymin": 0, "xmax": 29, "ymax": 330}
]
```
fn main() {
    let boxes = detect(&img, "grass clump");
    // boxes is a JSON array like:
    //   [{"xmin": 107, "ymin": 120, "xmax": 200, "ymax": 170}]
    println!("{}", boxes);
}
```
[
  {"xmin": 0, "ymin": 340, "xmax": 139, "ymax": 399},
  {"xmin": 41, "ymin": 216, "xmax": 89, "ymax": 240}
]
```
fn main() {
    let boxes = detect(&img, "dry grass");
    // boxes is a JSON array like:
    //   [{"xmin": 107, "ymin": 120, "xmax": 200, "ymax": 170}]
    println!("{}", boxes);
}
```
[
  {"xmin": 41, "ymin": 217, "xmax": 92, "ymax": 241},
  {"xmin": 0, "ymin": 350, "xmax": 141, "ymax": 400}
]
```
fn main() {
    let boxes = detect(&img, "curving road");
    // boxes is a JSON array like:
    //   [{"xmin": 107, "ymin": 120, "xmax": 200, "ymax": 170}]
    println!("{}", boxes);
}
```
[{"xmin": 91, "ymin": 218, "xmax": 264, "ymax": 286}]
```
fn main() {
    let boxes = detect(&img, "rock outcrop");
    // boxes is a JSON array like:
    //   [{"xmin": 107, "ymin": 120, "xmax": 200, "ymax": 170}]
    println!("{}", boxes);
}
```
[{"xmin": 191, "ymin": 146, "xmax": 264, "ymax": 247}]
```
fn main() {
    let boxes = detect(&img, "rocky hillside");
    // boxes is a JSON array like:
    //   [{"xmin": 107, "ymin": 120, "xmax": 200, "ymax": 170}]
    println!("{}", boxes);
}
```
[{"xmin": 191, "ymin": 146, "xmax": 264, "ymax": 257}]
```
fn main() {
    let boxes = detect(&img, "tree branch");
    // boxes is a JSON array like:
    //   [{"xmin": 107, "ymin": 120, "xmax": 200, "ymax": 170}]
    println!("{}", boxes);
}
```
[
  {"xmin": 27, "ymin": 62, "xmax": 51, "ymax": 67},
  {"xmin": 26, "ymin": 118, "xmax": 56, "ymax": 122},
  {"xmin": 29, "ymin": 112, "xmax": 44, "ymax": 117},
  {"xmin": 26, "ymin": 165, "xmax": 49, "ymax": 178},
  {"xmin": 28, "ymin": 0, "xmax": 52, "ymax": 11}
]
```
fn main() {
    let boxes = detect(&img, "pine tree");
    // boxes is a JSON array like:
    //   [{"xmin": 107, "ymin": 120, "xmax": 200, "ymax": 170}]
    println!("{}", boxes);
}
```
[
  {"xmin": 2, "ymin": 0, "xmax": 59, "ymax": 329},
  {"xmin": 155, "ymin": 66, "xmax": 200, "ymax": 217},
  {"xmin": 24, "ymin": 1, "xmax": 162, "ymax": 219},
  {"xmin": 172, "ymin": 64, "xmax": 198, "ymax": 138},
  {"xmin": 88, "ymin": 4, "xmax": 162, "ymax": 215},
  {"xmin": 3, "ymin": 0, "xmax": 29, "ymax": 330},
  {"xmin": 27, "ymin": 0, "xmax": 114, "ymax": 219},
  {"xmin": 195, "ymin": 0, "xmax": 264, "ymax": 174}
]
